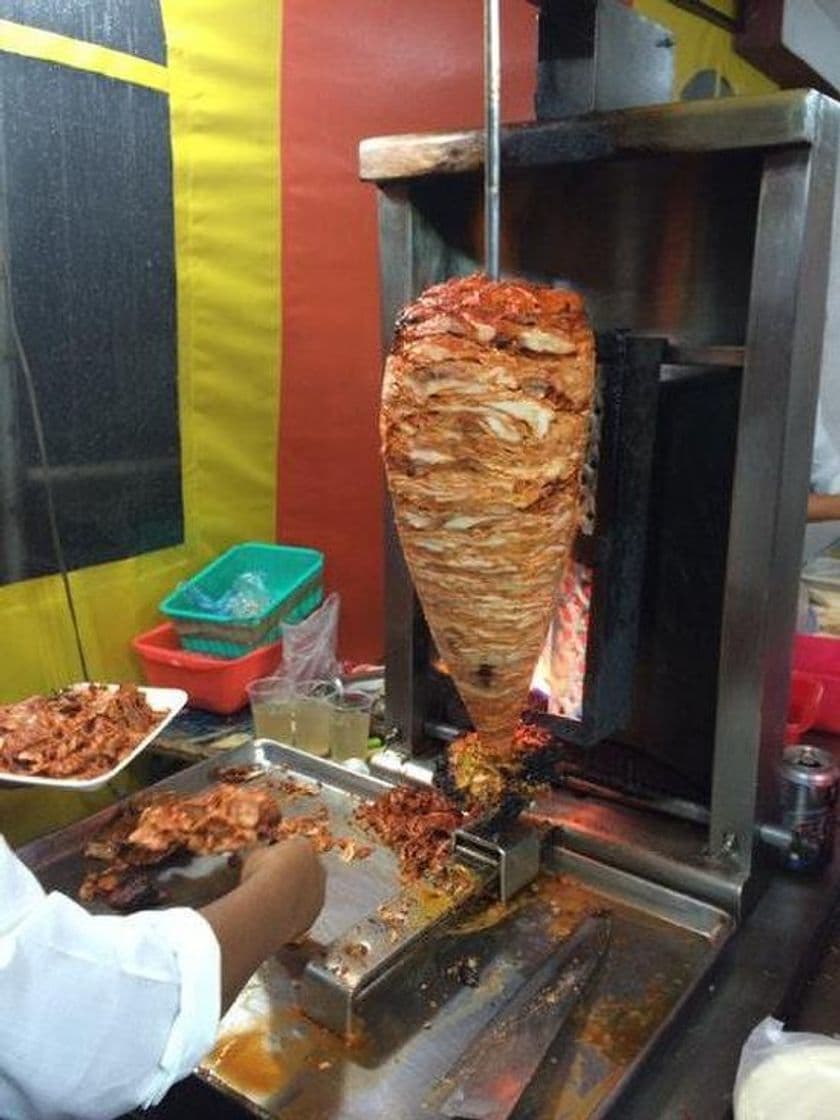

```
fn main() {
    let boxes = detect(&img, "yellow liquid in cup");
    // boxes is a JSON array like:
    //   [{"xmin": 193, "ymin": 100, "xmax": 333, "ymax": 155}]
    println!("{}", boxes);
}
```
[
  {"xmin": 331, "ymin": 707, "xmax": 370, "ymax": 762},
  {"xmin": 252, "ymin": 700, "xmax": 295, "ymax": 744},
  {"xmin": 294, "ymin": 697, "xmax": 332, "ymax": 757}
]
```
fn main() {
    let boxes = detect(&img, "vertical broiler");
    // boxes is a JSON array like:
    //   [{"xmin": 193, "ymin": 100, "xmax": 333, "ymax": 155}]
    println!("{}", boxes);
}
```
[{"xmin": 364, "ymin": 15, "xmax": 840, "ymax": 921}]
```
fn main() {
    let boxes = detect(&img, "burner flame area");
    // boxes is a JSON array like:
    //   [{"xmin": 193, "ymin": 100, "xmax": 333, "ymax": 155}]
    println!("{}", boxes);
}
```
[
  {"xmin": 530, "ymin": 562, "xmax": 592, "ymax": 721},
  {"xmin": 430, "ymin": 574, "xmax": 591, "ymax": 724},
  {"xmin": 529, "ymin": 652, "xmax": 551, "ymax": 706}
]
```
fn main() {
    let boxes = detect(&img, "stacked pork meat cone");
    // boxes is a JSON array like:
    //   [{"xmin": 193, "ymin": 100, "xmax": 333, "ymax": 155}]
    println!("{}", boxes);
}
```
[{"xmin": 380, "ymin": 274, "xmax": 595, "ymax": 771}]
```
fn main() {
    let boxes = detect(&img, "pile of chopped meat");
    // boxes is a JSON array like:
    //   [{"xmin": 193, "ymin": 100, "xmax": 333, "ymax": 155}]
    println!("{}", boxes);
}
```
[
  {"xmin": 355, "ymin": 786, "xmax": 464, "ymax": 882},
  {"xmin": 80, "ymin": 781, "xmax": 281, "ymax": 907},
  {"xmin": 126, "ymin": 782, "xmax": 281, "ymax": 859},
  {"xmin": 273, "ymin": 807, "xmax": 373, "ymax": 861},
  {"xmin": 275, "ymin": 806, "xmax": 336, "ymax": 853},
  {"xmin": 446, "ymin": 723, "xmax": 551, "ymax": 810},
  {"xmin": 0, "ymin": 683, "xmax": 158, "ymax": 779},
  {"xmin": 82, "ymin": 790, "xmax": 161, "ymax": 864},
  {"xmin": 80, "ymin": 775, "xmax": 372, "ymax": 911},
  {"xmin": 78, "ymin": 866, "xmax": 163, "ymax": 912}
]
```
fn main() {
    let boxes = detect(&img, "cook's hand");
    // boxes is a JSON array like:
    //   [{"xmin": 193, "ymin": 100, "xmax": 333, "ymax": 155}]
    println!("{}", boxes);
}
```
[{"xmin": 241, "ymin": 837, "xmax": 326, "ymax": 943}]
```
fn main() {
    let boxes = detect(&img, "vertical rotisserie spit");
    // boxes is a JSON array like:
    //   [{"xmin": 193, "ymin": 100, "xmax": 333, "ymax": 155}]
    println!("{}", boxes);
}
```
[{"xmin": 380, "ymin": 274, "xmax": 595, "ymax": 780}]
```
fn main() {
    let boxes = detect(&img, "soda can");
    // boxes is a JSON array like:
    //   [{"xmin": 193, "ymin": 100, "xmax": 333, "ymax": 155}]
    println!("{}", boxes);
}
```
[{"xmin": 779, "ymin": 745, "xmax": 839, "ymax": 872}]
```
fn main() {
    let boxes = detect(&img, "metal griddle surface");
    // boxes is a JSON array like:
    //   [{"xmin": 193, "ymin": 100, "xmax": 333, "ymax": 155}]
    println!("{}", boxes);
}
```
[
  {"xmin": 19, "ymin": 742, "xmax": 733, "ymax": 1120},
  {"xmin": 18, "ymin": 741, "xmax": 408, "ymax": 941},
  {"xmin": 194, "ymin": 848, "xmax": 730, "ymax": 1120}
]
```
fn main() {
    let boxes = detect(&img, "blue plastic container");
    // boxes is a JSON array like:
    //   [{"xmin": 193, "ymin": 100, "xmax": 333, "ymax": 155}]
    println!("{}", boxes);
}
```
[{"xmin": 160, "ymin": 542, "xmax": 323, "ymax": 658}]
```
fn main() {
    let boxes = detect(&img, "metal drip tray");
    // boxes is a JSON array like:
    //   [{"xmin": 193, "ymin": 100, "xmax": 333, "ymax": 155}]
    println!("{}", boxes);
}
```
[
  {"xmin": 197, "ymin": 844, "xmax": 730, "ymax": 1120},
  {"xmin": 19, "ymin": 741, "xmax": 733, "ymax": 1119},
  {"xmin": 202, "ymin": 842, "xmax": 731, "ymax": 1117}
]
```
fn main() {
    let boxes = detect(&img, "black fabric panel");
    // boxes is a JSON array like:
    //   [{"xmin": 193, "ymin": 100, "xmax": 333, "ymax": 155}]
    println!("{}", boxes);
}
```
[
  {"xmin": 0, "ymin": 55, "xmax": 182, "ymax": 584},
  {"xmin": 0, "ymin": 0, "xmax": 166, "ymax": 65}
]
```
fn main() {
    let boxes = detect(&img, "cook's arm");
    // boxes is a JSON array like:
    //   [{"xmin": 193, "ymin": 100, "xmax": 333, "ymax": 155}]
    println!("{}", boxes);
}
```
[
  {"xmin": 0, "ymin": 835, "xmax": 324, "ymax": 1120},
  {"xmin": 201, "ymin": 837, "xmax": 325, "ymax": 1011},
  {"xmin": 809, "ymin": 406, "xmax": 840, "ymax": 522},
  {"xmin": 807, "ymin": 492, "xmax": 840, "ymax": 522}
]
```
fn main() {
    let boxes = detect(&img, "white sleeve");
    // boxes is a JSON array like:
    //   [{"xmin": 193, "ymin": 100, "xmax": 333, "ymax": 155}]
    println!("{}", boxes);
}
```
[{"xmin": 0, "ymin": 839, "xmax": 221, "ymax": 1120}]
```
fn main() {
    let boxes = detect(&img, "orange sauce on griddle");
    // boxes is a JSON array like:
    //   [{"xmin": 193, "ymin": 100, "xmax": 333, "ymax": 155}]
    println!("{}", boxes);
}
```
[
  {"xmin": 208, "ymin": 1028, "xmax": 292, "ymax": 1098},
  {"xmin": 206, "ymin": 1005, "xmax": 361, "ymax": 1102}
]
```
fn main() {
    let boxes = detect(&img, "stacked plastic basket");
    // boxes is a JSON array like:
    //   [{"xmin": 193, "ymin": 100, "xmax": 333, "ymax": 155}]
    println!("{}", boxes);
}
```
[{"xmin": 133, "ymin": 543, "xmax": 323, "ymax": 714}]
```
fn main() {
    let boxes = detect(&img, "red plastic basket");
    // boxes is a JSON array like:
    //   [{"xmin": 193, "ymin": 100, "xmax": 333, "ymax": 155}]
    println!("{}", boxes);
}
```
[
  {"xmin": 793, "ymin": 634, "xmax": 840, "ymax": 734},
  {"xmin": 132, "ymin": 622, "xmax": 281, "ymax": 715},
  {"xmin": 785, "ymin": 670, "xmax": 825, "ymax": 745}
]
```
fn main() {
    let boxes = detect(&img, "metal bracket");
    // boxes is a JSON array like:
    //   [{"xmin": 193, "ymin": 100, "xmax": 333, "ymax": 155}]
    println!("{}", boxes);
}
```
[
  {"xmin": 300, "ymin": 820, "xmax": 541, "ymax": 1034},
  {"xmin": 455, "ymin": 820, "xmax": 542, "ymax": 904}
]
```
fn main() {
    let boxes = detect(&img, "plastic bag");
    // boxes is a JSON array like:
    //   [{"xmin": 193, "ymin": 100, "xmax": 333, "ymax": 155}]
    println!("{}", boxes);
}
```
[
  {"xmin": 183, "ymin": 571, "xmax": 272, "ymax": 620},
  {"xmin": 280, "ymin": 592, "xmax": 341, "ymax": 684},
  {"xmin": 797, "ymin": 581, "xmax": 818, "ymax": 634},
  {"xmin": 734, "ymin": 1017, "xmax": 840, "ymax": 1119},
  {"xmin": 226, "ymin": 572, "xmax": 272, "ymax": 619}
]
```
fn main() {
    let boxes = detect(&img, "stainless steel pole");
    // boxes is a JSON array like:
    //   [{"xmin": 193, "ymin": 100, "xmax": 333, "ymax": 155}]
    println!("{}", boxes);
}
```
[{"xmin": 484, "ymin": 0, "xmax": 501, "ymax": 280}]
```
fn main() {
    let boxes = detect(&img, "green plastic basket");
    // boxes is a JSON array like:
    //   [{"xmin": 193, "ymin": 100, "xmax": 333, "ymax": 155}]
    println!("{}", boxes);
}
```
[{"xmin": 160, "ymin": 542, "xmax": 324, "ymax": 658}]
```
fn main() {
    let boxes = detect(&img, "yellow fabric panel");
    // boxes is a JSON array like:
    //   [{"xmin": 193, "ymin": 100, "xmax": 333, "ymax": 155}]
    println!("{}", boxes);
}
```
[
  {"xmin": 0, "ymin": 18, "xmax": 169, "ymax": 91},
  {"xmin": 0, "ymin": 550, "xmax": 197, "ymax": 697},
  {"xmin": 162, "ymin": 0, "xmax": 281, "ymax": 564},
  {"xmin": 685, "ymin": 0, "xmax": 738, "ymax": 16},
  {"xmin": 0, "ymin": 5, "xmax": 280, "ymax": 704},
  {"xmin": 635, "ymin": 0, "xmax": 778, "ymax": 97},
  {"xmin": 0, "ymin": 771, "xmax": 137, "ymax": 848}
]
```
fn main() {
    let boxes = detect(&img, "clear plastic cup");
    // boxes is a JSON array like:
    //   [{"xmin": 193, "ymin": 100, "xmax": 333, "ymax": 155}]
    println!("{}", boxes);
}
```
[
  {"xmin": 330, "ymin": 690, "xmax": 373, "ymax": 763},
  {"xmin": 247, "ymin": 676, "xmax": 296, "ymax": 744},
  {"xmin": 293, "ymin": 679, "xmax": 339, "ymax": 758}
]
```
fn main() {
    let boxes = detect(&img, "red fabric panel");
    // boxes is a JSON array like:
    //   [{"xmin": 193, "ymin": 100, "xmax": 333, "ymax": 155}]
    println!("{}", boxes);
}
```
[{"xmin": 279, "ymin": 2, "xmax": 538, "ymax": 662}]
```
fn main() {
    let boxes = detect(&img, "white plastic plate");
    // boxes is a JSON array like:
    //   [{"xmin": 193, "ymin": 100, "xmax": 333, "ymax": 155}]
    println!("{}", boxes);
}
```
[{"xmin": 0, "ymin": 685, "xmax": 188, "ymax": 791}]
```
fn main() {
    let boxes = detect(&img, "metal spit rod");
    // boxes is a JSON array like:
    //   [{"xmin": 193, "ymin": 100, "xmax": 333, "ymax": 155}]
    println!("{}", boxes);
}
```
[{"xmin": 484, "ymin": 0, "xmax": 501, "ymax": 280}]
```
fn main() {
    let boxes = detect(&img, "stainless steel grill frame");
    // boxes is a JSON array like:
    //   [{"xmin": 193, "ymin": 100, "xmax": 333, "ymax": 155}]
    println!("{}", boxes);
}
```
[{"xmin": 362, "ymin": 91, "xmax": 840, "ymax": 915}]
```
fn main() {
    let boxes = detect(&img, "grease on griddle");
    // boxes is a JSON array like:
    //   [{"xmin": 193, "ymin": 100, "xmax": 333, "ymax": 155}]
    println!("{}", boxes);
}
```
[
  {"xmin": 344, "ymin": 941, "xmax": 370, "ymax": 962},
  {"xmin": 208, "ymin": 1026, "xmax": 297, "ymax": 1100},
  {"xmin": 206, "ymin": 1005, "xmax": 365, "ymax": 1101},
  {"xmin": 578, "ymin": 977, "xmax": 686, "ymax": 1066},
  {"xmin": 445, "ymin": 954, "xmax": 481, "ymax": 987},
  {"xmin": 211, "ymin": 763, "xmax": 266, "ymax": 784}
]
